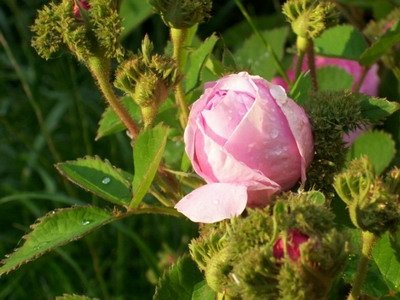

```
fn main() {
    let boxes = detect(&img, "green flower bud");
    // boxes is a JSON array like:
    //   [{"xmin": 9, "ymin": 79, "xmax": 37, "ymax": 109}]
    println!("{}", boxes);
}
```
[
  {"xmin": 282, "ymin": 0, "xmax": 338, "ymax": 40},
  {"xmin": 304, "ymin": 91, "xmax": 370, "ymax": 194},
  {"xmin": 114, "ymin": 36, "xmax": 182, "ymax": 126},
  {"xmin": 189, "ymin": 191, "xmax": 349, "ymax": 299},
  {"xmin": 334, "ymin": 156, "xmax": 400, "ymax": 235},
  {"xmin": 150, "ymin": 0, "xmax": 212, "ymax": 29}
]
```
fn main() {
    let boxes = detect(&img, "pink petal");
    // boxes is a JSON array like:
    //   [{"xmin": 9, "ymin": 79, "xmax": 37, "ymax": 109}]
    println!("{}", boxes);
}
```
[
  {"xmin": 201, "ymin": 90, "xmax": 254, "ymax": 143},
  {"xmin": 266, "ymin": 83, "xmax": 314, "ymax": 183},
  {"xmin": 175, "ymin": 183, "xmax": 248, "ymax": 223},
  {"xmin": 193, "ymin": 119, "xmax": 281, "ymax": 190},
  {"xmin": 224, "ymin": 81, "xmax": 303, "ymax": 189}
]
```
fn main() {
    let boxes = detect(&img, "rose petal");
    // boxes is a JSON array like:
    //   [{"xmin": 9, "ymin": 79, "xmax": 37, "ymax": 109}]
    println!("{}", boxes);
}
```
[
  {"xmin": 175, "ymin": 183, "xmax": 248, "ymax": 223},
  {"xmin": 270, "ymin": 87, "xmax": 314, "ymax": 183},
  {"xmin": 210, "ymin": 72, "xmax": 257, "ymax": 95},
  {"xmin": 224, "ymin": 81, "xmax": 302, "ymax": 189},
  {"xmin": 201, "ymin": 90, "xmax": 254, "ymax": 143},
  {"xmin": 194, "ymin": 119, "xmax": 281, "ymax": 190}
]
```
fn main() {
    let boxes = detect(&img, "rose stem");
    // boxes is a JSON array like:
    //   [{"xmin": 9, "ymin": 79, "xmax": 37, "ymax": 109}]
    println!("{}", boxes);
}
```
[
  {"xmin": 306, "ymin": 40, "xmax": 319, "ymax": 91},
  {"xmin": 234, "ymin": 0, "xmax": 292, "ymax": 87},
  {"xmin": 170, "ymin": 27, "xmax": 190, "ymax": 128},
  {"xmin": 347, "ymin": 231, "xmax": 378, "ymax": 300},
  {"xmin": 87, "ymin": 55, "xmax": 139, "ymax": 139}
]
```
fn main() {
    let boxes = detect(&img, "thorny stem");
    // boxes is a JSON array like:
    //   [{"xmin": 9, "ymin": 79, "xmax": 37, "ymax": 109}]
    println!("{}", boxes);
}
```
[
  {"xmin": 306, "ymin": 40, "xmax": 318, "ymax": 91},
  {"xmin": 353, "ymin": 67, "xmax": 369, "ymax": 93},
  {"xmin": 295, "ymin": 50, "xmax": 306, "ymax": 80},
  {"xmin": 170, "ymin": 27, "xmax": 190, "ymax": 128},
  {"xmin": 347, "ymin": 231, "xmax": 378, "ymax": 300},
  {"xmin": 87, "ymin": 56, "xmax": 139, "ymax": 139}
]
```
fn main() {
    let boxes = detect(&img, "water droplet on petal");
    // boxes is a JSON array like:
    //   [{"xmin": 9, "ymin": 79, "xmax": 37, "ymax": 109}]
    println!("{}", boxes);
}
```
[
  {"xmin": 102, "ymin": 177, "xmax": 111, "ymax": 184},
  {"xmin": 270, "ymin": 129, "xmax": 279, "ymax": 138},
  {"xmin": 82, "ymin": 219, "xmax": 92, "ymax": 226},
  {"xmin": 213, "ymin": 200, "xmax": 219, "ymax": 205},
  {"xmin": 228, "ymin": 116, "xmax": 232, "ymax": 121}
]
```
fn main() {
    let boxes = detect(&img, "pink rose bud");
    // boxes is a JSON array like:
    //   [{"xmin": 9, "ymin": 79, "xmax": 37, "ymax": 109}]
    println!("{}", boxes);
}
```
[
  {"xmin": 273, "ymin": 229, "xmax": 309, "ymax": 261},
  {"xmin": 73, "ymin": 0, "xmax": 90, "ymax": 19},
  {"xmin": 175, "ymin": 72, "xmax": 314, "ymax": 223}
]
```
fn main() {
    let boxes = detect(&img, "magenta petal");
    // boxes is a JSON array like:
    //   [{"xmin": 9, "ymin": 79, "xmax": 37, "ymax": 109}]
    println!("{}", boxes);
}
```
[{"xmin": 175, "ymin": 183, "xmax": 248, "ymax": 223}]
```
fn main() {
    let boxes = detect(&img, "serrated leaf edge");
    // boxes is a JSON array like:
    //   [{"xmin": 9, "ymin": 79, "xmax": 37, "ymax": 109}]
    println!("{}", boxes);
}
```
[
  {"xmin": 55, "ymin": 155, "xmax": 132, "ymax": 207},
  {"xmin": 0, "ymin": 206, "xmax": 117, "ymax": 275}
]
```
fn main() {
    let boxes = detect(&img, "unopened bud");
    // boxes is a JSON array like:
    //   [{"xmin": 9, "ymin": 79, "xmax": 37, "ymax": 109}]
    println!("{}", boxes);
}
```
[
  {"xmin": 114, "ymin": 36, "xmax": 182, "ymax": 126},
  {"xmin": 273, "ymin": 229, "xmax": 309, "ymax": 261},
  {"xmin": 150, "ymin": 0, "xmax": 212, "ymax": 29},
  {"xmin": 334, "ymin": 156, "xmax": 400, "ymax": 234},
  {"xmin": 73, "ymin": 0, "xmax": 90, "ymax": 19}
]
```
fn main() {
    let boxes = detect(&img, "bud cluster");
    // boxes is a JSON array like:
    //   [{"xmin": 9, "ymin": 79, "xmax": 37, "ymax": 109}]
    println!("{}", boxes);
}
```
[
  {"xmin": 150, "ymin": 0, "xmax": 212, "ymax": 29},
  {"xmin": 114, "ymin": 36, "xmax": 182, "ymax": 126},
  {"xmin": 31, "ymin": 0, "xmax": 124, "ymax": 61},
  {"xmin": 334, "ymin": 156, "xmax": 400, "ymax": 235},
  {"xmin": 189, "ymin": 191, "xmax": 349, "ymax": 300}
]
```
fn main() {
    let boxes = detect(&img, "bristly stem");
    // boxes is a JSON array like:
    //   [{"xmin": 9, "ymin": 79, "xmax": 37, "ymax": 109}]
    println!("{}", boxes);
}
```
[
  {"xmin": 306, "ymin": 40, "xmax": 318, "ymax": 91},
  {"xmin": 234, "ymin": 0, "xmax": 291, "ymax": 87},
  {"xmin": 347, "ymin": 231, "xmax": 378, "ymax": 300},
  {"xmin": 170, "ymin": 27, "xmax": 190, "ymax": 128},
  {"xmin": 295, "ymin": 50, "xmax": 306, "ymax": 80},
  {"xmin": 87, "ymin": 56, "xmax": 139, "ymax": 139}
]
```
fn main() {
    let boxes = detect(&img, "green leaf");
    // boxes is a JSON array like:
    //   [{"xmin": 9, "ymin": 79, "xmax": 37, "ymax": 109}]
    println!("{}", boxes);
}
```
[
  {"xmin": 317, "ymin": 66, "xmax": 354, "ymax": 91},
  {"xmin": 96, "ymin": 96, "xmax": 141, "ymax": 140},
  {"xmin": 0, "ymin": 206, "xmax": 115, "ymax": 275},
  {"xmin": 131, "ymin": 124, "xmax": 169, "ymax": 208},
  {"xmin": 289, "ymin": 71, "xmax": 312, "ymax": 105},
  {"xmin": 56, "ymin": 156, "xmax": 132, "ymax": 206},
  {"xmin": 315, "ymin": 25, "xmax": 368, "ymax": 60},
  {"xmin": 192, "ymin": 281, "xmax": 216, "ymax": 300},
  {"xmin": 347, "ymin": 131, "xmax": 396, "ymax": 174},
  {"xmin": 342, "ymin": 229, "xmax": 390, "ymax": 297},
  {"xmin": 154, "ymin": 255, "xmax": 213, "ymax": 300},
  {"xmin": 185, "ymin": 34, "xmax": 219, "ymax": 93},
  {"xmin": 235, "ymin": 27, "xmax": 289, "ymax": 80},
  {"xmin": 120, "ymin": 0, "xmax": 152, "ymax": 40},
  {"xmin": 360, "ymin": 21, "xmax": 400, "ymax": 66},
  {"xmin": 373, "ymin": 232, "xmax": 400, "ymax": 290},
  {"xmin": 359, "ymin": 95, "xmax": 400, "ymax": 123},
  {"xmin": 56, "ymin": 294, "xmax": 99, "ymax": 300}
]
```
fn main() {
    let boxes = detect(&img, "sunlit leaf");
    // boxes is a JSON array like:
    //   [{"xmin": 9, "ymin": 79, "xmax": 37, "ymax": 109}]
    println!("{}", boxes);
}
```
[
  {"xmin": 131, "ymin": 124, "xmax": 169, "ymax": 208},
  {"xmin": 315, "ymin": 25, "xmax": 368, "ymax": 60},
  {"xmin": 347, "ymin": 131, "xmax": 396, "ymax": 174},
  {"xmin": 56, "ymin": 156, "xmax": 132, "ymax": 206}
]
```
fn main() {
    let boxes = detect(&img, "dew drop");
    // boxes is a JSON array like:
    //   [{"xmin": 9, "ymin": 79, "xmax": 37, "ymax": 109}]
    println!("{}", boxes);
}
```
[
  {"xmin": 270, "ymin": 129, "xmax": 279, "ymax": 138},
  {"xmin": 213, "ymin": 200, "xmax": 219, "ymax": 205},
  {"xmin": 228, "ymin": 116, "xmax": 232, "ymax": 121},
  {"xmin": 102, "ymin": 177, "xmax": 111, "ymax": 185},
  {"xmin": 82, "ymin": 219, "xmax": 92, "ymax": 226}
]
